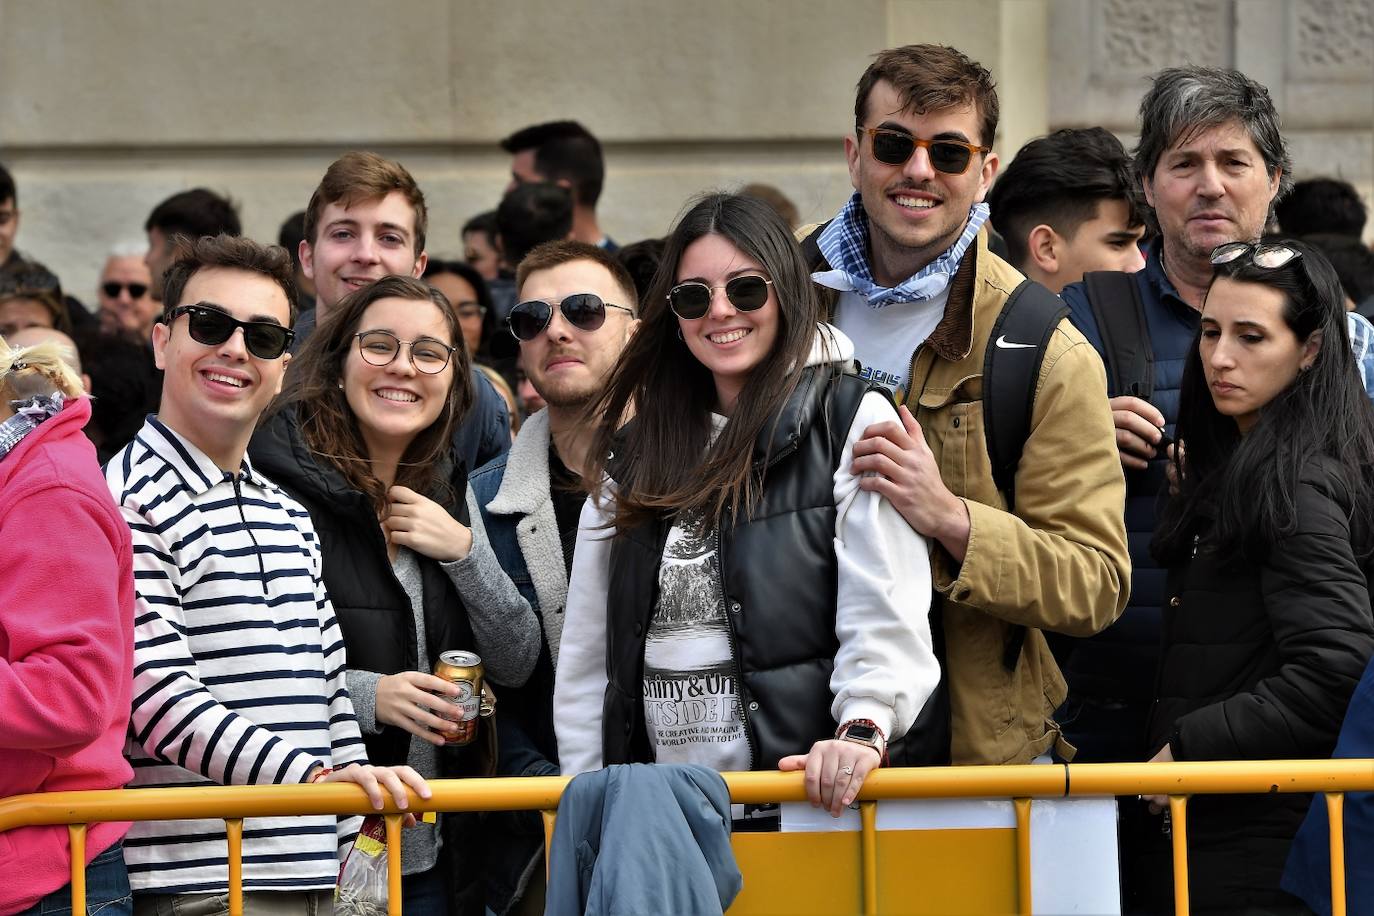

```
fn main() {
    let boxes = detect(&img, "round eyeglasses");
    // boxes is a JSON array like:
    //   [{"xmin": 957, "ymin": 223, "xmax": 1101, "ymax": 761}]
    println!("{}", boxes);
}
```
[{"xmin": 355, "ymin": 330, "xmax": 456, "ymax": 374}]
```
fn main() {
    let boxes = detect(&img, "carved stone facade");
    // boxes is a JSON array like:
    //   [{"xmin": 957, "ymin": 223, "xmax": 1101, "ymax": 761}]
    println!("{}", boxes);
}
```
[
  {"xmin": 0, "ymin": 0, "xmax": 1368, "ymax": 296},
  {"xmin": 1051, "ymin": 0, "xmax": 1372, "ymax": 235}
]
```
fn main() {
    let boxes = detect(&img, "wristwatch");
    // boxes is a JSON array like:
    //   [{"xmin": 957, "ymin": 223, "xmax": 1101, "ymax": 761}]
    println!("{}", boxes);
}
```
[{"xmin": 837, "ymin": 719, "xmax": 888, "ymax": 766}]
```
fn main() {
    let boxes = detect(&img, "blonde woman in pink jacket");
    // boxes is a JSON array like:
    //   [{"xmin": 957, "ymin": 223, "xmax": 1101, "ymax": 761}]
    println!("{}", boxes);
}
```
[{"xmin": 0, "ymin": 337, "xmax": 136, "ymax": 916}]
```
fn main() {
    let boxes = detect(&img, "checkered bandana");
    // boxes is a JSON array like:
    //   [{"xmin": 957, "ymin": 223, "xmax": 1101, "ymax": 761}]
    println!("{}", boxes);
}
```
[
  {"xmin": 0, "ymin": 393, "xmax": 64, "ymax": 462},
  {"xmin": 813, "ymin": 194, "xmax": 989, "ymax": 307}
]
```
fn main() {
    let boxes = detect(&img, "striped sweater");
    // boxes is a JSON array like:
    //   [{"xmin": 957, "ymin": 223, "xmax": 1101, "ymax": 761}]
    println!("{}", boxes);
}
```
[{"xmin": 105, "ymin": 416, "xmax": 368, "ymax": 894}]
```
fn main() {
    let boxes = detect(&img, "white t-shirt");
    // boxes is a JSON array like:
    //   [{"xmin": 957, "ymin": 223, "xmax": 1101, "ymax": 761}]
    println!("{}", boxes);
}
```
[
  {"xmin": 831, "ymin": 287, "xmax": 949, "ymax": 400},
  {"xmin": 642, "ymin": 509, "xmax": 750, "ymax": 771}
]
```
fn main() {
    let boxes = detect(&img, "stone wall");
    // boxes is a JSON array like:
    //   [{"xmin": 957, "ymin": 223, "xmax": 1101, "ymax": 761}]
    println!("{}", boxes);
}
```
[{"xmin": 0, "ymin": 0, "xmax": 1368, "ymax": 306}]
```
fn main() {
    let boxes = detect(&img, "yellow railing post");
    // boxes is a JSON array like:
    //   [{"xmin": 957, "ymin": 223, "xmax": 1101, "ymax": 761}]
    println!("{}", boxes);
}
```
[
  {"xmin": 859, "ymin": 801, "xmax": 878, "ymax": 916},
  {"xmin": 67, "ymin": 824, "xmax": 86, "ymax": 915},
  {"xmin": 1168, "ymin": 795, "xmax": 1190, "ymax": 916},
  {"xmin": 1013, "ymin": 797, "xmax": 1033, "ymax": 915},
  {"xmin": 1327, "ymin": 792, "xmax": 1346, "ymax": 916},
  {"xmin": 385, "ymin": 814, "xmax": 404, "ymax": 916},
  {"xmin": 225, "ymin": 818, "xmax": 244, "ymax": 916},
  {"xmin": 542, "ymin": 809, "xmax": 558, "ymax": 878}
]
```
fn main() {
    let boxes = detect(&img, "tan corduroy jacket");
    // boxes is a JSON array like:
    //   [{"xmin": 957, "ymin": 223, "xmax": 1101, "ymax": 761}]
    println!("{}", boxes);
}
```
[{"xmin": 813, "ymin": 225, "xmax": 1131, "ymax": 764}]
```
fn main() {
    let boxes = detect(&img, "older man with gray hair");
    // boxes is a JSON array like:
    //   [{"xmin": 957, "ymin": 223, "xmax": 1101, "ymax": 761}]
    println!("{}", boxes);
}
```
[
  {"xmin": 97, "ymin": 241, "xmax": 157, "ymax": 341},
  {"xmin": 1057, "ymin": 65, "xmax": 1374, "ymax": 911}
]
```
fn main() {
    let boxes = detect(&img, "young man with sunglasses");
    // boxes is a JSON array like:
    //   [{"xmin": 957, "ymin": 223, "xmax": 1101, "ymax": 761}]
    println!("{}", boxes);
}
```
[
  {"xmin": 464, "ymin": 240, "xmax": 637, "ymax": 913},
  {"xmin": 296, "ymin": 151, "xmax": 511, "ymax": 475},
  {"xmin": 105, "ymin": 234, "xmax": 429, "ymax": 914},
  {"xmin": 801, "ymin": 44, "xmax": 1128, "ymax": 767}
]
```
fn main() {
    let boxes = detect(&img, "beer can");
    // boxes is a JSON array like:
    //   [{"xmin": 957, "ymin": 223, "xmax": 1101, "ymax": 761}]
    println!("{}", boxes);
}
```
[{"xmin": 433, "ymin": 650, "xmax": 484, "ymax": 746}]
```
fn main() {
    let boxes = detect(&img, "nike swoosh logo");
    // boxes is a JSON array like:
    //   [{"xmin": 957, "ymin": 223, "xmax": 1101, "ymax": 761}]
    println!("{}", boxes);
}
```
[{"xmin": 995, "ymin": 335, "xmax": 1036, "ymax": 349}]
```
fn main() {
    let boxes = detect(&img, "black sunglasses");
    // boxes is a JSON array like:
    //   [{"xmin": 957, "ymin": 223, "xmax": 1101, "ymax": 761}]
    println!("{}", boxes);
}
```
[
  {"xmin": 508, "ymin": 293, "xmax": 634, "ymax": 341},
  {"xmin": 667, "ymin": 275, "xmax": 774, "ymax": 321},
  {"xmin": 861, "ymin": 127, "xmax": 990, "ymax": 175},
  {"xmin": 1210, "ymin": 241, "xmax": 1303, "ymax": 270},
  {"xmin": 167, "ymin": 304, "xmax": 294, "ymax": 360},
  {"xmin": 102, "ymin": 281, "xmax": 149, "ymax": 299}
]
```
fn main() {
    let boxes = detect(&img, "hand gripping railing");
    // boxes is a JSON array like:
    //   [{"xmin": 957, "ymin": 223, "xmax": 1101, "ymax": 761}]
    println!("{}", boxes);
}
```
[{"xmin": 2, "ymin": 759, "xmax": 1370, "ymax": 916}]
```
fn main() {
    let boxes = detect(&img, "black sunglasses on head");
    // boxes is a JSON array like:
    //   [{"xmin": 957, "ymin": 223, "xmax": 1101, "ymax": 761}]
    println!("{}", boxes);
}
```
[
  {"xmin": 102, "ymin": 281, "xmax": 149, "ymax": 299},
  {"xmin": 667, "ymin": 275, "xmax": 773, "ymax": 320},
  {"xmin": 167, "ymin": 304, "xmax": 294, "ymax": 360},
  {"xmin": 1209, "ymin": 241, "xmax": 1302, "ymax": 270},
  {"xmin": 861, "ymin": 127, "xmax": 990, "ymax": 175},
  {"xmin": 507, "ymin": 293, "xmax": 634, "ymax": 341}
]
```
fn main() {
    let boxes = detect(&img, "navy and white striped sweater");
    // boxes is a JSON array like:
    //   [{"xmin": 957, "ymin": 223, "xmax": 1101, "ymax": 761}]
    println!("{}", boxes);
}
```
[{"xmin": 105, "ymin": 416, "xmax": 367, "ymax": 894}]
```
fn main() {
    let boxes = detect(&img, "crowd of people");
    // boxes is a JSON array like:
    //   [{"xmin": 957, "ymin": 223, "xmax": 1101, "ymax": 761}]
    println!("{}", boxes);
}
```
[{"xmin": 2, "ymin": 41, "xmax": 1374, "ymax": 916}]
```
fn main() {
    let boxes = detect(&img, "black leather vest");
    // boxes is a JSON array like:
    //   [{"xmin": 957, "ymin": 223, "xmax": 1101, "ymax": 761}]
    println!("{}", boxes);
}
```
[{"xmin": 603, "ymin": 366, "xmax": 917, "ymax": 769}]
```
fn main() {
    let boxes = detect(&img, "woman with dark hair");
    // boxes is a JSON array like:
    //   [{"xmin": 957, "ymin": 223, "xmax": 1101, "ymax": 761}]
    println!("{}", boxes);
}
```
[
  {"xmin": 553, "ymin": 194, "xmax": 939, "ymax": 814},
  {"xmin": 1144, "ymin": 239, "xmax": 1374, "ymax": 911},
  {"xmin": 422, "ymin": 259, "xmax": 495, "ymax": 358},
  {"xmin": 250, "ymin": 275, "xmax": 538, "ymax": 915}
]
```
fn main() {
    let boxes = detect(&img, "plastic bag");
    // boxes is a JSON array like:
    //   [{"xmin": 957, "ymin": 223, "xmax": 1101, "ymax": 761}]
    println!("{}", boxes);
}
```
[{"xmin": 336, "ymin": 815, "xmax": 389, "ymax": 916}]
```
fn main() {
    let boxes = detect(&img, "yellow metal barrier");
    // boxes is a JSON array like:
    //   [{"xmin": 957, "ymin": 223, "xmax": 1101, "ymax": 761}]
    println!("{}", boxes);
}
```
[{"xmin": 3, "ymin": 760, "xmax": 1371, "ymax": 915}]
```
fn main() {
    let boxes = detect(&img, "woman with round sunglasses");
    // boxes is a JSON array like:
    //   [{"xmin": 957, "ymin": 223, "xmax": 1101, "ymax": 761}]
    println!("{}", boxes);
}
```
[
  {"xmin": 553, "ymin": 194, "xmax": 939, "ymax": 815},
  {"xmin": 1141, "ymin": 239, "xmax": 1374, "ymax": 911},
  {"xmin": 250, "ymin": 276, "xmax": 539, "ymax": 914}
]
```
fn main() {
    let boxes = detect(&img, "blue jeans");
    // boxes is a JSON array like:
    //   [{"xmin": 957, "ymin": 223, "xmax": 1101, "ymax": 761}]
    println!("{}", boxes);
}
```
[
  {"xmin": 403, "ymin": 866, "xmax": 449, "ymax": 916},
  {"xmin": 17, "ymin": 841, "xmax": 131, "ymax": 915}
]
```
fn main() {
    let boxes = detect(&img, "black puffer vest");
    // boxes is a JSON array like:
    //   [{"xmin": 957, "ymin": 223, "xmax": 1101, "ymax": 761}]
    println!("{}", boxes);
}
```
[
  {"xmin": 602, "ymin": 365, "xmax": 947, "ymax": 769},
  {"xmin": 250, "ymin": 410, "xmax": 485, "ymax": 774}
]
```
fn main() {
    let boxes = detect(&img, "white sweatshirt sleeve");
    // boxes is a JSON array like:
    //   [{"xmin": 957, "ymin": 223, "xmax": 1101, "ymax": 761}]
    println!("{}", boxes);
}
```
[
  {"xmin": 551, "ymin": 491, "xmax": 617, "ymax": 775},
  {"xmin": 830, "ymin": 390, "xmax": 940, "ymax": 742}
]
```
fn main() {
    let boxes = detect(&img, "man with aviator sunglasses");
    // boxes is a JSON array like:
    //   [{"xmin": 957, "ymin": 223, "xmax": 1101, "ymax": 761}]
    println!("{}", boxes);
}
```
[
  {"xmin": 467, "ymin": 241, "xmax": 639, "ymax": 914},
  {"xmin": 800, "ymin": 44, "xmax": 1129, "ymax": 767},
  {"xmin": 106, "ymin": 234, "xmax": 430, "ymax": 912}
]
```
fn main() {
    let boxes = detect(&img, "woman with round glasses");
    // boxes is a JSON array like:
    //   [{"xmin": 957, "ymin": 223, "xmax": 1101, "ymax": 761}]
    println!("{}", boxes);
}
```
[
  {"xmin": 1141, "ymin": 239, "xmax": 1374, "ymax": 911},
  {"xmin": 553, "ymin": 193, "xmax": 939, "ymax": 815},
  {"xmin": 251, "ymin": 275, "xmax": 539, "ymax": 914}
]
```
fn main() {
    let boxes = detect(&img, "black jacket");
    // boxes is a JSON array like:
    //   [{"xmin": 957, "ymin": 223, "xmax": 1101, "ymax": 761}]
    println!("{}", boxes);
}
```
[
  {"xmin": 250, "ymin": 410, "xmax": 485, "ymax": 770},
  {"xmin": 1145, "ymin": 458, "xmax": 1374, "ymax": 911},
  {"xmin": 250, "ymin": 411, "xmax": 489, "ymax": 914},
  {"xmin": 602, "ymin": 365, "xmax": 946, "ymax": 770}
]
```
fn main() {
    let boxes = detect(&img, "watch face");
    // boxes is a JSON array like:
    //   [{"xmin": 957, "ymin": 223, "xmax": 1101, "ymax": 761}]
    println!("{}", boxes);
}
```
[{"xmin": 845, "ymin": 724, "xmax": 878, "ymax": 742}]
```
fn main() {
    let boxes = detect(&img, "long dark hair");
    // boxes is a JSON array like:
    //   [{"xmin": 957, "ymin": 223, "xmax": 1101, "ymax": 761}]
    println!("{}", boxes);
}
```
[
  {"xmin": 583, "ymin": 193, "xmax": 822, "ymax": 530},
  {"xmin": 1154, "ymin": 239, "xmax": 1374, "ymax": 565},
  {"xmin": 268, "ymin": 275, "xmax": 473, "ymax": 511}
]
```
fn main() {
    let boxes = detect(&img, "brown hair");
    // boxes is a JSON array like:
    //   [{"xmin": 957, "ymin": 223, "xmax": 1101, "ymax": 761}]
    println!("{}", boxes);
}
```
[
  {"xmin": 160, "ymin": 234, "xmax": 298, "ymax": 324},
  {"xmin": 515, "ymin": 240, "xmax": 638, "ymax": 312},
  {"xmin": 268, "ymin": 275, "xmax": 472, "ymax": 511},
  {"xmin": 0, "ymin": 259, "xmax": 71, "ymax": 334},
  {"xmin": 854, "ymin": 44, "xmax": 999, "ymax": 148},
  {"xmin": 582, "ymin": 193, "xmax": 824, "ymax": 531},
  {"xmin": 303, "ymin": 152, "xmax": 428, "ymax": 256}
]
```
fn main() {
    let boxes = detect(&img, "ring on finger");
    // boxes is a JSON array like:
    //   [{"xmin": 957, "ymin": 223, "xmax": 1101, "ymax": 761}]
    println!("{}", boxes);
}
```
[{"xmin": 841, "ymin": 765, "xmax": 854, "ymax": 776}]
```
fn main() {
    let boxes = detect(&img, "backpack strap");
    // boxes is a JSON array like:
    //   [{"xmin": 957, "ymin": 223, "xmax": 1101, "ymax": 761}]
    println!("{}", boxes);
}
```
[
  {"xmin": 799, "ymin": 221, "xmax": 832, "ymax": 272},
  {"xmin": 1083, "ymin": 271, "xmax": 1154, "ymax": 400},
  {"xmin": 982, "ymin": 278, "xmax": 1068, "ymax": 673},
  {"xmin": 983, "ymin": 279, "xmax": 1069, "ymax": 506}
]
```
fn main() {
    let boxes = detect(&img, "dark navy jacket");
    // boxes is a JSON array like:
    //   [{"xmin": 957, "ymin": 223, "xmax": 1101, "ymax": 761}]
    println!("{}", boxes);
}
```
[
  {"xmin": 1056, "ymin": 240, "xmax": 1200, "ymax": 761},
  {"xmin": 1284, "ymin": 652, "xmax": 1374, "ymax": 915}
]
